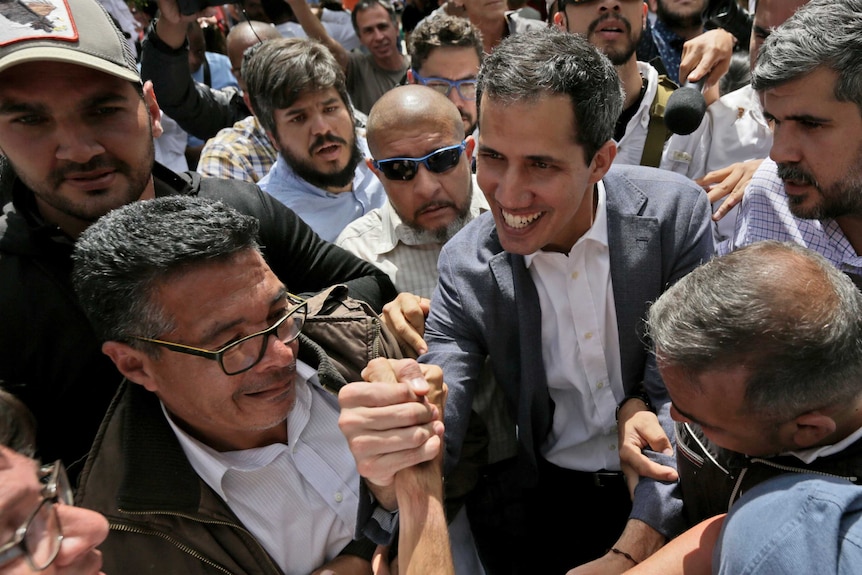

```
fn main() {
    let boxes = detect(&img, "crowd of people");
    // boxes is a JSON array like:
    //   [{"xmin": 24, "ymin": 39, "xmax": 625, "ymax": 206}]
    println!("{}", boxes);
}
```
[{"xmin": 2, "ymin": 0, "xmax": 862, "ymax": 574}]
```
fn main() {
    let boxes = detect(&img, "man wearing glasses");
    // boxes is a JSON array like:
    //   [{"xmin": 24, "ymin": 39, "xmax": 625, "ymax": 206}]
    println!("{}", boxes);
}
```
[
  {"xmin": 70, "ymin": 196, "xmax": 444, "ymax": 574},
  {"xmin": 406, "ymin": 15, "xmax": 484, "ymax": 141},
  {"xmin": 0, "ymin": 446, "xmax": 108, "ymax": 575}
]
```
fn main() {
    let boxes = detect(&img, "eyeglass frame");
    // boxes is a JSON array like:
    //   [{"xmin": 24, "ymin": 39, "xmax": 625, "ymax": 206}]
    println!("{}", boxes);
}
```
[
  {"xmin": 410, "ymin": 69, "xmax": 478, "ymax": 101},
  {"xmin": 0, "ymin": 460, "xmax": 72, "ymax": 571},
  {"xmin": 129, "ymin": 292, "xmax": 308, "ymax": 376},
  {"xmin": 372, "ymin": 141, "xmax": 468, "ymax": 181}
]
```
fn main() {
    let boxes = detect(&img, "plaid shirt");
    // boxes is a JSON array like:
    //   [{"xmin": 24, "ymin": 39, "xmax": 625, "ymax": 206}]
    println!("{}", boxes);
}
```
[
  {"xmin": 197, "ymin": 115, "xmax": 277, "ymax": 184},
  {"xmin": 720, "ymin": 157, "xmax": 862, "ymax": 276}
]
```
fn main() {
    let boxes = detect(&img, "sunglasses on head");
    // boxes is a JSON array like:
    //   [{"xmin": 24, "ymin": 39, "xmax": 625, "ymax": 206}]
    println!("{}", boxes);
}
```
[{"xmin": 372, "ymin": 141, "xmax": 467, "ymax": 181}]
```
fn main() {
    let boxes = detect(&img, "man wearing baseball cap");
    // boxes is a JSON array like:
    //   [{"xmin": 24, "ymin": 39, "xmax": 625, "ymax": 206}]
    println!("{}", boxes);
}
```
[{"xmin": 0, "ymin": 0, "xmax": 396, "ymax": 485}]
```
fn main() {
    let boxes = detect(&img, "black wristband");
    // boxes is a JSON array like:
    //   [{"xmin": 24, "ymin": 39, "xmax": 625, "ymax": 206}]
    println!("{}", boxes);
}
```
[{"xmin": 615, "ymin": 393, "xmax": 653, "ymax": 422}]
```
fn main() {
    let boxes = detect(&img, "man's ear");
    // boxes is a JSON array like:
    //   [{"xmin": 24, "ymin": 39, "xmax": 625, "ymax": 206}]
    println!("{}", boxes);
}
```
[
  {"xmin": 366, "ymin": 157, "xmax": 382, "ymax": 179},
  {"xmin": 791, "ymin": 411, "xmax": 838, "ymax": 449},
  {"xmin": 142, "ymin": 81, "xmax": 164, "ymax": 139},
  {"xmin": 101, "ymin": 341, "xmax": 160, "ymax": 393},
  {"xmin": 587, "ymin": 139, "xmax": 617, "ymax": 185},
  {"xmin": 553, "ymin": 11, "xmax": 567, "ymax": 31},
  {"xmin": 464, "ymin": 135, "xmax": 476, "ymax": 161}
]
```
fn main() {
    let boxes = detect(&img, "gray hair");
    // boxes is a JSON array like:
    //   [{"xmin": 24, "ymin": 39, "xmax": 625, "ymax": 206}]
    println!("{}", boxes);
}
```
[
  {"xmin": 477, "ymin": 28, "xmax": 623, "ymax": 164},
  {"xmin": 243, "ymin": 37, "xmax": 352, "ymax": 139},
  {"xmin": 647, "ymin": 241, "xmax": 862, "ymax": 419},
  {"xmin": 71, "ymin": 196, "xmax": 260, "ymax": 353},
  {"xmin": 752, "ymin": 0, "xmax": 862, "ymax": 113}
]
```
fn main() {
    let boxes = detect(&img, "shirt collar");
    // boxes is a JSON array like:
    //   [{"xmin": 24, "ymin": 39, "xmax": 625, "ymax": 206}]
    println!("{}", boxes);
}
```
[{"xmin": 525, "ymin": 180, "xmax": 608, "ymax": 266}]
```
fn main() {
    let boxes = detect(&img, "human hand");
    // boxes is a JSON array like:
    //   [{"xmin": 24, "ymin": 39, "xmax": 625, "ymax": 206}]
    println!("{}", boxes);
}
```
[
  {"xmin": 154, "ymin": 0, "xmax": 202, "ymax": 48},
  {"xmin": 381, "ymin": 293, "xmax": 431, "ymax": 356},
  {"xmin": 699, "ymin": 159, "xmax": 763, "ymax": 221},
  {"xmin": 567, "ymin": 519, "xmax": 666, "ymax": 574},
  {"xmin": 618, "ymin": 403, "xmax": 677, "ymax": 499},
  {"xmin": 312, "ymin": 553, "xmax": 375, "ymax": 574},
  {"xmin": 338, "ymin": 359, "xmax": 445, "ymax": 506},
  {"xmin": 679, "ymin": 29, "xmax": 735, "ymax": 92}
]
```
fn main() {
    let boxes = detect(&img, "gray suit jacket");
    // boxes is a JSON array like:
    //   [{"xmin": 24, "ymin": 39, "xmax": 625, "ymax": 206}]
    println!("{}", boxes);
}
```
[{"xmin": 422, "ymin": 164, "xmax": 714, "ymax": 538}]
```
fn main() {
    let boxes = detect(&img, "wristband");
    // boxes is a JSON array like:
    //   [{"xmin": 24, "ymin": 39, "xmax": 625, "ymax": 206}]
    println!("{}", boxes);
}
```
[{"xmin": 615, "ymin": 393, "xmax": 653, "ymax": 422}]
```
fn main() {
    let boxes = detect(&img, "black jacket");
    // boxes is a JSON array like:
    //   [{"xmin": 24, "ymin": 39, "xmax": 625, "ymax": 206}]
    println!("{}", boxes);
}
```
[
  {"xmin": 0, "ymin": 161, "xmax": 396, "ymax": 482},
  {"xmin": 677, "ymin": 421, "xmax": 862, "ymax": 527},
  {"xmin": 74, "ymin": 336, "xmax": 375, "ymax": 575}
]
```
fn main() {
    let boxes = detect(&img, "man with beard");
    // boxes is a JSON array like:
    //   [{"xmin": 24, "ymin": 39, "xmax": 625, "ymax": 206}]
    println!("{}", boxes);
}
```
[
  {"xmin": 407, "ymin": 15, "xmax": 483, "ymax": 141},
  {"xmin": 0, "ymin": 0, "xmax": 396, "ymax": 486},
  {"xmin": 638, "ymin": 0, "xmax": 711, "ymax": 84},
  {"xmin": 716, "ymin": 0, "xmax": 862, "ymax": 282},
  {"xmin": 248, "ymin": 37, "xmax": 387, "ymax": 242},
  {"xmin": 553, "ymin": 0, "xmax": 679, "ymax": 166},
  {"xmin": 336, "ymin": 85, "xmax": 486, "ymax": 299},
  {"xmin": 285, "ymin": 0, "xmax": 409, "ymax": 115}
]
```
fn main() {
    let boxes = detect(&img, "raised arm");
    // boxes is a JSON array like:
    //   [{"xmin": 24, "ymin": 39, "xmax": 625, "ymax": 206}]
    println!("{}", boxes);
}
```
[{"xmin": 285, "ymin": 0, "xmax": 350, "ymax": 71}]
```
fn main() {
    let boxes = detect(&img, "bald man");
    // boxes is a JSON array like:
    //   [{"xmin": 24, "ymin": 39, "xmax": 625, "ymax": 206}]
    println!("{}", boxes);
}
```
[
  {"xmin": 197, "ymin": 21, "xmax": 283, "ymax": 183},
  {"xmin": 336, "ymin": 85, "xmax": 486, "ymax": 298}
]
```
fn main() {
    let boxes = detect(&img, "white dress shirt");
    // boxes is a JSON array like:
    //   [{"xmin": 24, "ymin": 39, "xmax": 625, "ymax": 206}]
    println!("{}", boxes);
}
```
[
  {"xmin": 165, "ymin": 361, "xmax": 359, "ymax": 575},
  {"xmin": 526, "ymin": 182, "xmax": 625, "ymax": 471}
]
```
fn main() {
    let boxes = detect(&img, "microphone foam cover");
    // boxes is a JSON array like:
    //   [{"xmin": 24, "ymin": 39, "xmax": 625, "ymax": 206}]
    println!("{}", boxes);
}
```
[{"xmin": 664, "ymin": 87, "xmax": 707, "ymax": 136}]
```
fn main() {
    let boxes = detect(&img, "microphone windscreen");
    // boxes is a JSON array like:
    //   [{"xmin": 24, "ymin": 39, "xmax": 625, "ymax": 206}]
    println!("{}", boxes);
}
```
[{"xmin": 664, "ymin": 87, "xmax": 707, "ymax": 135}]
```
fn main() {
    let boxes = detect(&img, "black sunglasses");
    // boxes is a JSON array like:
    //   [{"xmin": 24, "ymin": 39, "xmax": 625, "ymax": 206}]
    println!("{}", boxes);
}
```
[{"xmin": 372, "ymin": 141, "xmax": 467, "ymax": 181}]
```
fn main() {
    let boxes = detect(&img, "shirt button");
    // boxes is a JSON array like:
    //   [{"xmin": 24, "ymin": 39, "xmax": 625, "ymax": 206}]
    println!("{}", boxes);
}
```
[
  {"xmin": 609, "ymin": 444, "xmax": 617, "ymax": 452},
  {"xmin": 597, "ymin": 381, "xmax": 605, "ymax": 390},
  {"xmin": 584, "ymin": 332, "xmax": 593, "ymax": 340},
  {"xmin": 571, "ymin": 271, "xmax": 579, "ymax": 280},
  {"xmin": 334, "ymin": 492, "xmax": 343, "ymax": 502}
]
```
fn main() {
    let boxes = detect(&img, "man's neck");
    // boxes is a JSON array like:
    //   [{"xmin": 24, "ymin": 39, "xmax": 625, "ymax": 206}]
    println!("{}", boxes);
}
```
[
  {"xmin": 662, "ymin": 20, "xmax": 703, "ymax": 42},
  {"xmin": 374, "ymin": 52, "xmax": 406, "ymax": 71},
  {"xmin": 617, "ymin": 59, "xmax": 644, "ymax": 111},
  {"xmin": 836, "ymin": 214, "xmax": 862, "ymax": 256}
]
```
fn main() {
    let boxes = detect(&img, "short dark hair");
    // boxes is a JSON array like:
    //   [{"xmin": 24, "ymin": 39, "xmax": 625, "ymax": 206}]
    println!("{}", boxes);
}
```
[
  {"xmin": 243, "ymin": 37, "xmax": 352, "ymax": 139},
  {"xmin": 408, "ymin": 15, "xmax": 483, "ymax": 72},
  {"xmin": 477, "ymin": 27, "xmax": 623, "ymax": 163},
  {"xmin": 350, "ymin": 0, "xmax": 397, "ymax": 34},
  {"xmin": 72, "ymin": 196, "xmax": 261, "ymax": 353},
  {"xmin": 647, "ymin": 241, "xmax": 862, "ymax": 419}
]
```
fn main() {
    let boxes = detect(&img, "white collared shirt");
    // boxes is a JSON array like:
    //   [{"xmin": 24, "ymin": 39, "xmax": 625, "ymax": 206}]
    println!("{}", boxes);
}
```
[
  {"xmin": 525, "ymin": 182, "xmax": 625, "ymax": 471},
  {"xmin": 165, "ymin": 361, "xmax": 359, "ymax": 575},
  {"xmin": 335, "ymin": 181, "xmax": 489, "ymax": 298}
]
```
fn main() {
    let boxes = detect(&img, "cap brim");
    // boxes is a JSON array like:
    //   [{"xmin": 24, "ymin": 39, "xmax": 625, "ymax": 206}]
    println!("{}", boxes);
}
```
[{"xmin": 0, "ymin": 46, "xmax": 140, "ymax": 83}]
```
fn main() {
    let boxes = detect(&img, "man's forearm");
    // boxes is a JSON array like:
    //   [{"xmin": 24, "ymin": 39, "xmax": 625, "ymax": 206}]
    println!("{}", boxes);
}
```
[{"xmin": 394, "ymin": 462, "xmax": 453, "ymax": 575}]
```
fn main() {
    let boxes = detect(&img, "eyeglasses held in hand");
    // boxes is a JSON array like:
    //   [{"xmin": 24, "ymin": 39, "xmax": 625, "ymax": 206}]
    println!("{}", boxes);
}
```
[
  {"xmin": 130, "ymin": 292, "xmax": 308, "ymax": 376},
  {"xmin": 0, "ymin": 460, "xmax": 72, "ymax": 571},
  {"xmin": 411, "ymin": 69, "xmax": 478, "ymax": 101},
  {"xmin": 373, "ymin": 141, "xmax": 467, "ymax": 181}
]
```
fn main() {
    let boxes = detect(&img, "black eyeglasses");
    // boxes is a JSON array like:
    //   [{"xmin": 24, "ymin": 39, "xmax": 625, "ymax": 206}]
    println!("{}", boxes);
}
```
[
  {"xmin": 372, "ymin": 141, "xmax": 467, "ymax": 181},
  {"xmin": 131, "ymin": 293, "xmax": 308, "ymax": 376},
  {"xmin": 0, "ymin": 461, "xmax": 72, "ymax": 571},
  {"xmin": 411, "ymin": 69, "xmax": 478, "ymax": 101}
]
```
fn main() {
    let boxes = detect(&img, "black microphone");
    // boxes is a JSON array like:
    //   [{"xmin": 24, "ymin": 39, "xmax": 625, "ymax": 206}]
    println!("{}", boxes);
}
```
[{"xmin": 664, "ymin": 79, "xmax": 708, "ymax": 136}]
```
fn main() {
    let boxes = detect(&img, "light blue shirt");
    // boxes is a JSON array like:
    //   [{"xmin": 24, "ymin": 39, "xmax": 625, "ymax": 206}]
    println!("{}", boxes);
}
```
[{"xmin": 259, "ymin": 136, "xmax": 386, "ymax": 242}]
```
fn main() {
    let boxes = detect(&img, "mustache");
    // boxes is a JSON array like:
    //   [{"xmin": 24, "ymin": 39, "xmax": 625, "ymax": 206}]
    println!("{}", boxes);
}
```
[
  {"xmin": 777, "ymin": 163, "xmax": 818, "ymax": 187},
  {"xmin": 416, "ymin": 200, "xmax": 457, "ymax": 217},
  {"xmin": 52, "ymin": 157, "xmax": 118, "ymax": 179},
  {"xmin": 237, "ymin": 362, "xmax": 297, "ymax": 395},
  {"xmin": 309, "ymin": 133, "xmax": 349, "ymax": 156},
  {"xmin": 588, "ymin": 13, "xmax": 632, "ymax": 35}
]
